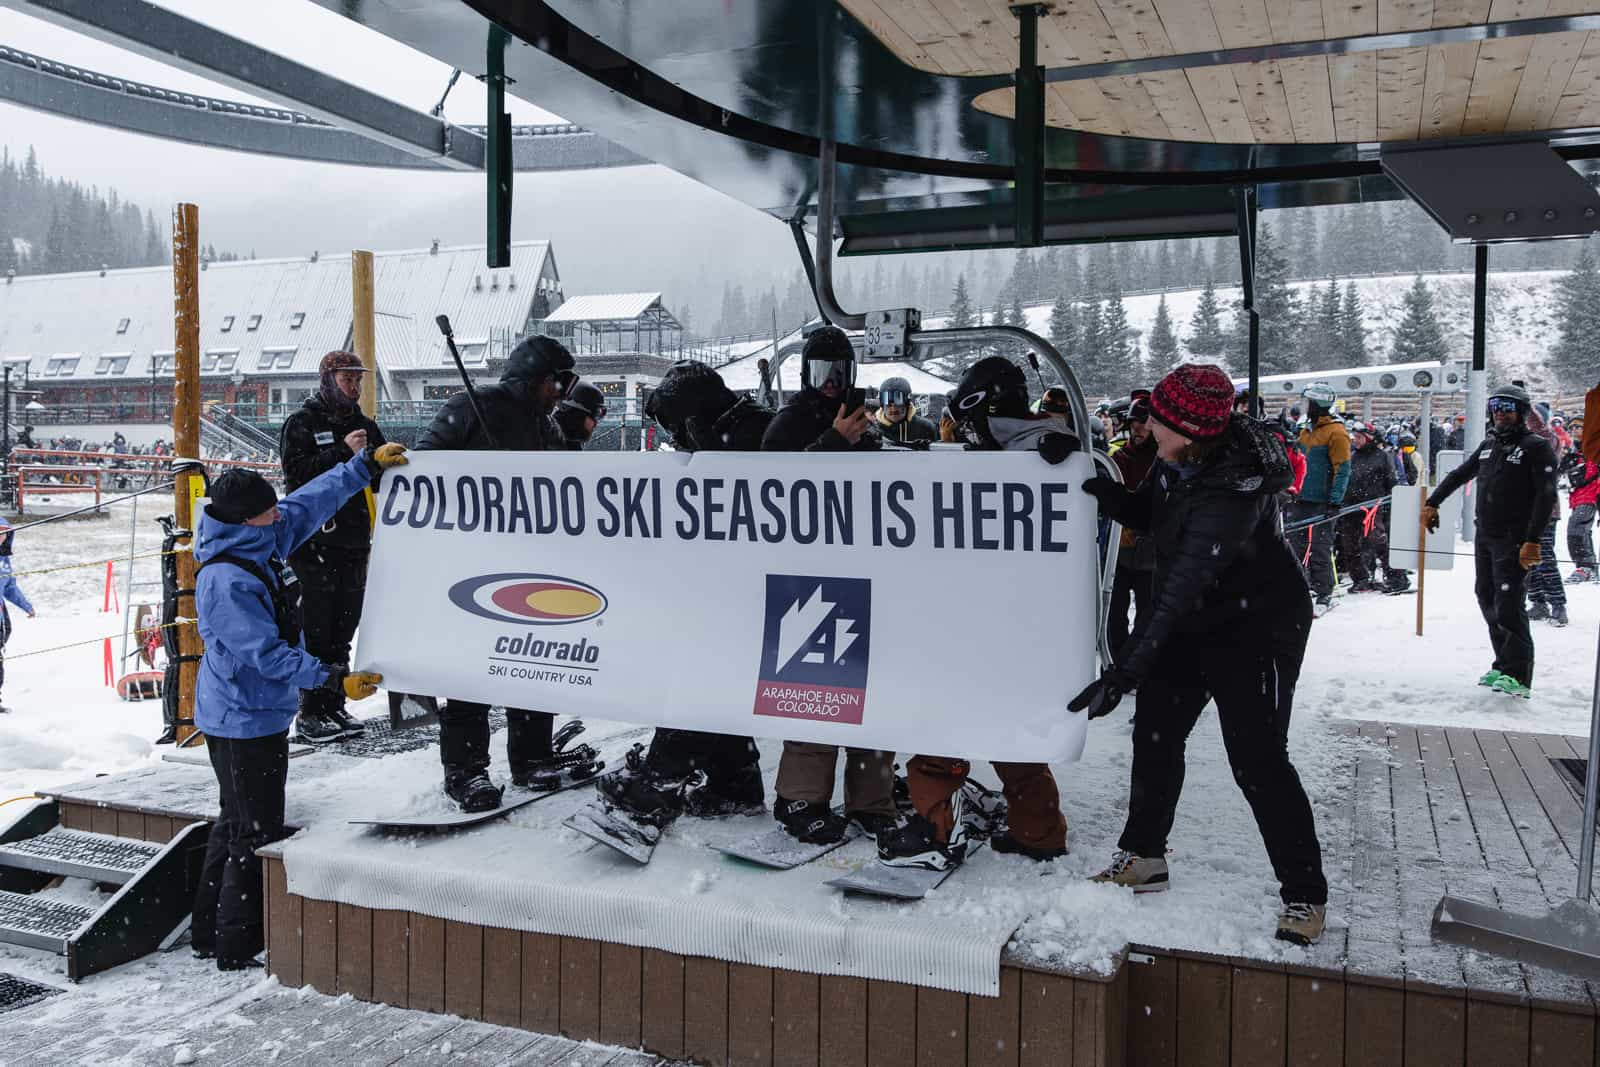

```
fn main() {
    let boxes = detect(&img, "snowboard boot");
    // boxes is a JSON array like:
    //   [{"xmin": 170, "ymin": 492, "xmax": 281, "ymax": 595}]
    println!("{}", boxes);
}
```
[
  {"xmin": 1567, "ymin": 568, "xmax": 1594, "ymax": 584},
  {"xmin": 1551, "ymin": 604, "xmax": 1570, "ymax": 627},
  {"xmin": 990, "ymin": 831, "xmax": 1067, "ymax": 862},
  {"xmin": 958, "ymin": 778, "xmax": 1009, "ymax": 839},
  {"xmin": 891, "ymin": 768, "xmax": 913, "ymax": 814},
  {"xmin": 877, "ymin": 813, "xmax": 967, "ymax": 871},
  {"xmin": 512, "ymin": 720, "xmax": 603, "ymax": 789},
  {"xmin": 848, "ymin": 810, "xmax": 901, "ymax": 845},
  {"xmin": 1275, "ymin": 903, "xmax": 1326, "ymax": 946},
  {"xmin": 683, "ymin": 764, "xmax": 765, "ymax": 819},
  {"xmin": 445, "ymin": 771, "xmax": 504, "ymax": 813},
  {"xmin": 1091, "ymin": 850, "xmax": 1169, "ymax": 893},
  {"xmin": 597, "ymin": 744, "xmax": 689, "ymax": 827},
  {"xmin": 216, "ymin": 955, "xmax": 265, "ymax": 972},
  {"xmin": 328, "ymin": 706, "xmax": 367, "ymax": 737},
  {"xmin": 154, "ymin": 724, "xmax": 177, "ymax": 745},
  {"xmin": 773, "ymin": 797, "xmax": 848, "ymax": 845},
  {"xmin": 1493, "ymin": 675, "xmax": 1532, "ymax": 699},
  {"xmin": 1528, "ymin": 600, "xmax": 1551, "ymax": 621},
  {"xmin": 1477, "ymin": 669, "xmax": 1504, "ymax": 687},
  {"xmin": 1311, "ymin": 595, "xmax": 1336, "ymax": 618},
  {"xmin": 293, "ymin": 712, "xmax": 346, "ymax": 745}
]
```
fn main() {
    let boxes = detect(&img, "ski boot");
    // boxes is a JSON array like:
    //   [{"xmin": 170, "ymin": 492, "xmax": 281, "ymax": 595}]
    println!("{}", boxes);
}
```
[
  {"xmin": 1567, "ymin": 568, "xmax": 1594, "ymax": 584},
  {"xmin": 154, "ymin": 724, "xmax": 176, "ymax": 744},
  {"xmin": 958, "ymin": 778, "xmax": 1008, "ymax": 839},
  {"xmin": 445, "ymin": 772, "xmax": 504, "ymax": 813},
  {"xmin": 1311, "ymin": 596, "xmax": 1336, "ymax": 618},
  {"xmin": 683, "ymin": 764, "xmax": 765, "ymax": 818},
  {"xmin": 1528, "ymin": 600, "xmax": 1551, "ymax": 622},
  {"xmin": 990, "ymin": 831, "xmax": 1067, "ymax": 862},
  {"xmin": 1493, "ymin": 675, "xmax": 1532, "ymax": 699},
  {"xmin": 877, "ymin": 809, "xmax": 967, "ymax": 871},
  {"xmin": 773, "ymin": 797, "xmax": 848, "ymax": 845},
  {"xmin": 512, "ymin": 720, "xmax": 604, "ymax": 790},
  {"xmin": 1551, "ymin": 604, "xmax": 1570, "ymax": 627},
  {"xmin": 597, "ymin": 744, "xmax": 690, "ymax": 826},
  {"xmin": 1477, "ymin": 669, "xmax": 1503, "ymax": 687}
]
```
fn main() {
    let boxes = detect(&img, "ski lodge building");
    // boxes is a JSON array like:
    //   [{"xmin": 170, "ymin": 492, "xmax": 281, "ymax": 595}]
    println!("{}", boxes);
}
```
[{"xmin": 0, "ymin": 241, "xmax": 682, "ymax": 443}]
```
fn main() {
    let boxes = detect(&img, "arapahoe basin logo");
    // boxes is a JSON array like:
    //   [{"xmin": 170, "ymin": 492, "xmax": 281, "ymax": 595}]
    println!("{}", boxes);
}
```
[{"xmin": 448, "ymin": 573, "xmax": 608, "ymax": 625}]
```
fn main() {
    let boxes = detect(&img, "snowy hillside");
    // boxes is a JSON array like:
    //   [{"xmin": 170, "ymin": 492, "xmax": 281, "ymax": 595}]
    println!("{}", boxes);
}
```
[{"xmin": 928, "ymin": 269, "xmax": 1567, "ymax": 389}]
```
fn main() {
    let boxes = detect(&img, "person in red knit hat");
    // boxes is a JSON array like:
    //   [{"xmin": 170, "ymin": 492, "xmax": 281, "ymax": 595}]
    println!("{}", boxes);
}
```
[{"xmin": 1071, "ymin": 363, "xmax": 1328, "ymax": 946}]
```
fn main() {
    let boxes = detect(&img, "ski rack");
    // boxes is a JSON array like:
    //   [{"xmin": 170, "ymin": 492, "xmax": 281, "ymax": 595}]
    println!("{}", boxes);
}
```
[{"xmin": 794, "ymin": 137, "xmax": 1125, "ymax": 668}]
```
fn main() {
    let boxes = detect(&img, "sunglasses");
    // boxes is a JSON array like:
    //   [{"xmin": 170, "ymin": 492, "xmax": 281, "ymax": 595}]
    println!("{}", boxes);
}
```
[{"xmin": 1488, "ymin": 397, "xmax": 1520, "ymax": 414}]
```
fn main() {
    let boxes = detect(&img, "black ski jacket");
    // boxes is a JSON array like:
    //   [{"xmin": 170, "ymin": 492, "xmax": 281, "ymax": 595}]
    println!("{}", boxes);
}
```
[
  {"xmin": 279, "ymin": 393, "xmax": 386, "ymax": 550},
  {"xmin": 1094, "ymin": 416, "xmax": 1305, "ymax": 680},
  {"xmin": 1428, "ymin": 424, "xmax": 1558, "ymax": 544},
  {"xmin": 875, "ymin": 411, "xmax": 937, "ymax": 445},
  {"xmin": 691, "ymin": 396, "xmax": 775, "ymax": 451},
  {"xmin": 1347, "ymin": 441, "xmax": 1398, "ymax": 506},
  {"xmin": 762, "ymin": 390, "xmax": 880, "ymax": 453},
  {"xmin": 417, "ymin": 379, "xmax": 564, "ymax": 453}
]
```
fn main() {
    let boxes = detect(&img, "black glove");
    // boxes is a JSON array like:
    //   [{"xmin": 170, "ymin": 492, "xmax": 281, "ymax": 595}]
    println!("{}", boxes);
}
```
[
  {"xmin": 1037, "ymin": 432, "xmax": 1079, "ymax": 465},
  {"xmin": 1067, "ymin": 668, "xmax": 1137, "ymax": 719},
  {"xmin": 1081, "ymin": 476, "xmax": 1121, "ymax": 504}
]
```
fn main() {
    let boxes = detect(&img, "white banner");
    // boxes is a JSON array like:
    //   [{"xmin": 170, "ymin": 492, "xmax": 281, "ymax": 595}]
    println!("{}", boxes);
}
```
[{"xmin": 355, "ymin": 449, "xmax": 1099, "ymax": 763}]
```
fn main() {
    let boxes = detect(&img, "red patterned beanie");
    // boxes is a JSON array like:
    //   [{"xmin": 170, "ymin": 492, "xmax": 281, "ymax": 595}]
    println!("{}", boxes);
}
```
[{"xmin": 1149, "ymin": 363, "xmax": 1233, "ymax": 439}]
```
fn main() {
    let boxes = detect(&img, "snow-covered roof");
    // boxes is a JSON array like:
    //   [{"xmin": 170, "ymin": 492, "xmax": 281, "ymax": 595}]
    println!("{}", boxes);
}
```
[
  {"xmin": 0, "ymin": 241, "xmax": 557, "ymax": 382},
  {"xmin": 716, "ymin": 351, "xmax": 955, "ymax": 394},
  {"xmin": 542, "ymin": 292, "xmax": 667, "ymax": 324}
]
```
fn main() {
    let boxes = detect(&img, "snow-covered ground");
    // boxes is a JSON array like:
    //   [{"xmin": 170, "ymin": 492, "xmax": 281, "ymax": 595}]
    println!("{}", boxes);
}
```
[{"xmin": 0, "ymin": 503, "xmax": 1591, "ymax": 1043}]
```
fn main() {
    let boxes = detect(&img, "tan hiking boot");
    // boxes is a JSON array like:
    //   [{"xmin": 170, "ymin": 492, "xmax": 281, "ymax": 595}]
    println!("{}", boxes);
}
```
[
  {"xmin": 1090, "ymin": 850, "xmax": 1168, "ymax": 893},
  {"xmin": 1276, "ymin": 902, "xmax": 1326, "ymax": 945}
]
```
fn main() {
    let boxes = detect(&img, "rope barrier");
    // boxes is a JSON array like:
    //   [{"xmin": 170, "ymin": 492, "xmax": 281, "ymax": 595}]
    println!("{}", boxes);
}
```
[
  {"xmin": 5, "ymin": 619, "xmax": 188, "ymax": 661},
  {"xmin": 6, "ymin": 548, "xmax": 180, "ymax": 581}
]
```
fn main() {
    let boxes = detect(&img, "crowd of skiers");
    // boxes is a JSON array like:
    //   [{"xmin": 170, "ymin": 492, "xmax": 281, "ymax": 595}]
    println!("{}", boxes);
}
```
[{"xmin": 181, "ymin": 324, "xmax": 1600, "ymax": 969}]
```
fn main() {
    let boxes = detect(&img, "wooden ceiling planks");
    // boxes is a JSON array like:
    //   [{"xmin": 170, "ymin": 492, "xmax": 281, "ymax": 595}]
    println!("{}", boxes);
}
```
[{"xmin": 847, "ymin": 0, "xmax": 1600, "ymax": 144}]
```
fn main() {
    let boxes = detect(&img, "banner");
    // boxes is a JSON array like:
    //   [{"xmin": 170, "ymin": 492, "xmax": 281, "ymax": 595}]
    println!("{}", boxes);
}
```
[{"xmin": 355, "ymin": 449, "xmax": 1099, "ymax": 763}]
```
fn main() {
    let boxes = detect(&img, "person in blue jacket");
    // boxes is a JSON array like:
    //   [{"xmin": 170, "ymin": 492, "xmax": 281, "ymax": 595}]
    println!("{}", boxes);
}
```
[
  {"xmin": 189, "ymin": 441, "xmax": 405, "ymax": 970},
  {"xmin": 0, "ymin": 520, "xmax": 36, "ymax": 711}
]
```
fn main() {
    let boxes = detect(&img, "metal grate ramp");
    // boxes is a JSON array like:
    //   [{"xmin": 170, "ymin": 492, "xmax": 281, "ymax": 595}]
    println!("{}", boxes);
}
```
[
  {"xmin": 337, "ymin": 709, "xmax": 508, "ymax": 759},
  {"xmin": 0, "ymin": 829, "xmax": 160, "ymax": 885},
  {"xmin": 0, "ymin": 973, "xmax": 62, "ymax": 1015},
  {"xmin": 0, "ymin": 891, "xmax": 92, "ymax": 953}
]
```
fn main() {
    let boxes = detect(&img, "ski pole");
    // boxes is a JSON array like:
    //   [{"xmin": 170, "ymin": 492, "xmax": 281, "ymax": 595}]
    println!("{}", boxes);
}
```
[{"xmin": 435, "ymin": 315, "xmax": 501, "ymax": 449}]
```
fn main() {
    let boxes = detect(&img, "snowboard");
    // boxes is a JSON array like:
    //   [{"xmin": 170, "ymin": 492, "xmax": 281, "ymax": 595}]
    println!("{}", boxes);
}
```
[
  {"xmin": 564, "ymin": 803, "xmax": 663, "ymax": 864},
  {"xmin": 716, "ymin": 819, "xmax": 863, "ymax": 870},
  {"xmin": 826, "ymin": 841, "xmax": 986, "ymax": 901},
  {"xmin": 349, "ymin": 728, "xmax": 639, "ymax": 830}
]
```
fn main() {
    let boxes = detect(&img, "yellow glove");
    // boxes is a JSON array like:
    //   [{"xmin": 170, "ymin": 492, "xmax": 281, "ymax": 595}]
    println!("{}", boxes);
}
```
[
  {"xmin": 343, "ymin": 671, "xmax": 383, "ymax": 701},
  {"xmin": 371, "ymin": 442, "xmax": 408, "ymax": 469},
  {"xmin": 1519, "ymin": 542, "xmax": 1542, "ymax": 570},
  {"xmin": 1420, "ymin": 504, "xmax": 1439, "ymax": 533}
]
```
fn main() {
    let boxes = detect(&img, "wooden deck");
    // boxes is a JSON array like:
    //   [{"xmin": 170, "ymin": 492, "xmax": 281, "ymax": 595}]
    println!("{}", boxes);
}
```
[{"xmin": 42, "ymin": 720, "xmax": 1600, "ymax": 1066}]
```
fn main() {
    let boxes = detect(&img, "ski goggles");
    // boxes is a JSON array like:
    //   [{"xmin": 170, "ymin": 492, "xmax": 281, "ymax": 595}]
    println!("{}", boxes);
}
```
[
  {"xmin": 1488, "ymin": 397, "xmax": 1521, "ymax": 414},
  {"xmin": 554, "ymin": 369, "xmax": 580, "ymax": 396},
  {"xmin": 803, "ymin": 356, "xmax": 854, "ymax": 393},
  {"xmin": 879, "ymin": 387, "xmax": 910, "ymax": 407}
]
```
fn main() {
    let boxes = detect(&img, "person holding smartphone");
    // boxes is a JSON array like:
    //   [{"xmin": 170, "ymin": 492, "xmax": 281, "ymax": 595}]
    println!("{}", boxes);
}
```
[{"xmin": 760, "ymin": 326, "xmax": 896, "ymax": 846}]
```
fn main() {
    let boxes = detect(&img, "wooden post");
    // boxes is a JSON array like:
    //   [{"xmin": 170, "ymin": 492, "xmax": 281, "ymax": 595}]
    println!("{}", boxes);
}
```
[
  {"xmin": 352, "ymin": 250, "xmax": 377, "ymax": 417},
  {"xmin": 171, "ymin": 203, "xmax": 203, "ymax": 746}
]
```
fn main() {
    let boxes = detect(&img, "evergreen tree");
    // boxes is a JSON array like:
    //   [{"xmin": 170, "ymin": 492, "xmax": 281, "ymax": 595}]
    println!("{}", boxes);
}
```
[
  {"xmin": 1338, "ymin": 281, "xmax": 1369, "ymax": 367},
  {"xmin": 1008, "ymin": 289, "xmax": 1026, "ymax": 331},
  {"xmin": 1080, "ymin": 299, "xmax": 1106, "ymax": 390},
  {"xmin": 1103, "ymin": 288, "xmax": 1132, "ymax": 392},
  {"xmin": 1549, "ymin": 244, "xmax": 1600, "ymax": 388},
  {"xmin": 0, "ymin": 231, "xmax": 13, "ymax": 275},
  {"xmin": 1048, "ymin": 294, "xmax": 1079, "ymax": 360},
  {"xmin": 1247, "ymin": 222, "xmax": 1301, "ymax": 375},
  {"xmin": 1187, "ymin": 278, "xmax": 1226, "ymax": 355},
  {"xmin": 1313, "ymin": 279, "xmax": 1342, "ymax": 369},
  {"xmin": 1148, "ymin": 294, "xmax": 1179, "ymax": 370},
  {"xmin": 1389, "ymin": 275, "xmax": 1450, "ymax": 364},
  {"xmin": 949, "ymin": 274, "xmax": 975, "ymax": 327}
]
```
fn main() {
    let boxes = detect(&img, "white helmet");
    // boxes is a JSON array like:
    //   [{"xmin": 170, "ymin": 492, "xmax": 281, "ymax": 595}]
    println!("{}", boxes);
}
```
[{"xmin": 1302, "ymin": 382, "xmax": 1336, "ymax": 407}]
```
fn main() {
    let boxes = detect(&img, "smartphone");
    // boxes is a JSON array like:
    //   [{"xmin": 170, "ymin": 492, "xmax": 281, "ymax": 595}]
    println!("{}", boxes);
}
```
[{"xmin": 846, "ymin": 387, "xmax": 866, "ymax": 413}]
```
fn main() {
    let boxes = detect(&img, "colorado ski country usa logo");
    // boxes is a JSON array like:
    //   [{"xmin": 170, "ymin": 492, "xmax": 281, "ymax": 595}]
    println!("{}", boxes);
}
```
[
  {"xmin": 753, "ymin": 574, "xmax": 872, "ymax": 725},
  {"xmin": 448, "ymin": 573, "xmax": 608, "ymax": 625}
]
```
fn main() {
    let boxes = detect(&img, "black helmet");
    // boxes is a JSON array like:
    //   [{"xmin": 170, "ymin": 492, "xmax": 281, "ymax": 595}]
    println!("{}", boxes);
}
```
[
  {"xmin": 560, "ymin": 382, "xmax": 607, "ymax": 421},
  {"xmin": 878, "ymin": 376, "xmax": 912, "ymax": 407},
  {"xmin": 800, "ymin": 325, "xmax": 855, "ymax": 395},
  {"xmin": 950, "ymin": 356, "xmax": 1030, "ymax": 447},
  {"xmin": 645, "ymin": 361, "xmax": 736, "ymax": 448},
  {"xmin": 1489, "ymin": 382, "xmax": 1531, "ymax": 414},
  {"xmin": 1106, "ymin": 397, "xmax": 1132, "ymax": 423},
  {"xmin": 503, "ymin": 335, "xmax": 576, "ymax": 391}
]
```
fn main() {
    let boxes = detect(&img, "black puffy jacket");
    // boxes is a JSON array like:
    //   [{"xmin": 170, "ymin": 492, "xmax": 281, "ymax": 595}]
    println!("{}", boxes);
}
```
[
  {"xmin": 875, "ymin": 411, "xmax": 937, "ymax": 445},
  {"xmin": 761, "ymin": 390, "xmax": 880, "ymax": 453},
  {"xmin": 417, "ymin": 381, "xmax": 564, "ymax": 452},
  {"xmin": 1096, "ymin": 416, "xmax": 1307, "ymax": 679},
  {"xmin": 1346, "ymin": 441, "xmax": 1397, "ymax": 506},
  {"xmin": 1428, "ymin": 424, "xmax": 1558, "ymax": 543},
  {"xmin": 278, "ymin": 393, "xmax": 386, "ymax": 549}
]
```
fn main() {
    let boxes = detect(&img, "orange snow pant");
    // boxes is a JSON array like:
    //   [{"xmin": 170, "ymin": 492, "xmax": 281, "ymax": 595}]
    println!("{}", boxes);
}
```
[{"xmin": 905, "ymin": 755, "xmax": 1067, "ymax": 850}]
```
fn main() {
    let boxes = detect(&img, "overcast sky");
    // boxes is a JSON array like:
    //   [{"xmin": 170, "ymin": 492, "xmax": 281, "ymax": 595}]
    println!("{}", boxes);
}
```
[{"xmin": 0, "ymin": 0, "xmax": 800, "ymax": 316}]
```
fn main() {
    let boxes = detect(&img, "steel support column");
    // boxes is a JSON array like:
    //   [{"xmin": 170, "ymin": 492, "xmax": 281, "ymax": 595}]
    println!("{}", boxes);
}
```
[
  {"xmin": 1462, "ymin": 244, "xmax": 1489, "ymax": 538},
  {"xmin": 1012, "ymin": 4, "xmax": 1047, "ymax": 248},
  {"xmin": 1235, "ymin": 187, "xmax": 1260, "ymax": 413},
  {"xmin": 486, "ymin": 25, "xmax": 513, "ymax": 269}
]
